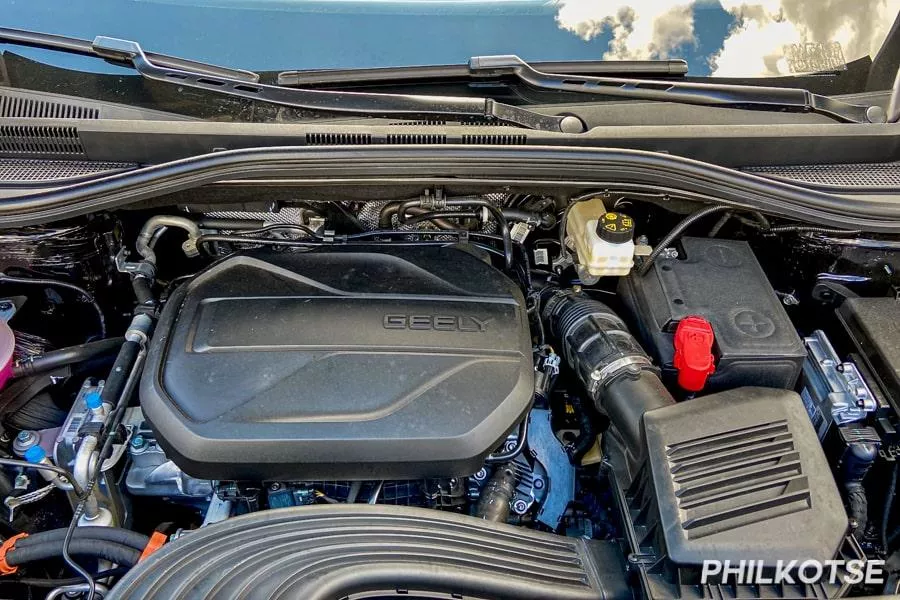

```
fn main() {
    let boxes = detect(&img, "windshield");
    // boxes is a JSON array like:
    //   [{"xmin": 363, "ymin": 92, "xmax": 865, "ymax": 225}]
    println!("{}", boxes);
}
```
[{"xmin": 2, "ymin": 0, "xmax": 897, "ymax": 78}]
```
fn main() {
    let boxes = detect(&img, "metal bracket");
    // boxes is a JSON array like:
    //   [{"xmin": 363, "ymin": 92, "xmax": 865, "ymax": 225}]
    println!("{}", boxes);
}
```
[{"xmin": 527, "ymin": 408, "xmax": 574, "ymax": 530}]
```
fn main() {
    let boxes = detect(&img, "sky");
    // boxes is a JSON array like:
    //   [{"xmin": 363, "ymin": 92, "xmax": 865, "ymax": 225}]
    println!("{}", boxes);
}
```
[
  {"xmin": 554, "ymin": 0, "xmax": 900, "ymax": 76},
  {"xmin": 1, "ymin": 0, "xmax": 898, "ymax": 76}
]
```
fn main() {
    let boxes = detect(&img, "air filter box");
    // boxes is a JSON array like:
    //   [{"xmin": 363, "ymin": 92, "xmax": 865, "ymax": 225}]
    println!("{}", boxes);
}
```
[
  {"xmin": 618, "ymin": 237, "xmax": 805, "ymax": 392},
  {"xmin": 616, "ymin": 387, "xmax": 850, "ymax": 599}
]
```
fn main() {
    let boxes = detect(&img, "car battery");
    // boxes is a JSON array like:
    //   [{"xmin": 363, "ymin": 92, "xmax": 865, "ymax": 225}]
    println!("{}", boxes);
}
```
[{"xmin": 618, "ymin": 237, "xmax": 806, "ymax": 392}]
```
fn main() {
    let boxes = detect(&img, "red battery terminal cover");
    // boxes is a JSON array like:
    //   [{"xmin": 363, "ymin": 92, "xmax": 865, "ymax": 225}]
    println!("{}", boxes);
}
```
[{"xmin": 674, "ymin": 316, "xmax": 716, "ymax": 392}]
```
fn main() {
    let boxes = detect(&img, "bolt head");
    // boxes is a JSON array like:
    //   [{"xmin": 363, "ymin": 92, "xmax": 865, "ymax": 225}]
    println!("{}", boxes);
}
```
[
  {"xmin": 130, "ymin": 435, "xmax": 146, "ymax": 449},
  {"xmin": 533, "ymin": 478, "xmax": 544, "ymax": 490},
  {"xmin": 16, "ymin": 431, "xmax": 31, "ymax": 442},
  {"xmin": 513, "ymin": 500, "xmax": 528, "ymax": 513}
]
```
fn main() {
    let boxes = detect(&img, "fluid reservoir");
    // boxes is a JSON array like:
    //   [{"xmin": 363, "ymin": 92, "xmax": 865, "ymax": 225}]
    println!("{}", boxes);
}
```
[{"xmin": 566, "ymin": 199, "xmax": 635, "ymax": 278}]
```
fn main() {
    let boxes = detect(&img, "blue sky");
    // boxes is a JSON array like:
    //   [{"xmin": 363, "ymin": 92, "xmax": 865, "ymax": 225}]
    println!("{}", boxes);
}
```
[
  {"xmin": 1, "ymin": 0, "xmax": 737, "ymax": 75},
  {"xmin": 0, "ymin": 0, "xmax": 895, "ymax": 77}
]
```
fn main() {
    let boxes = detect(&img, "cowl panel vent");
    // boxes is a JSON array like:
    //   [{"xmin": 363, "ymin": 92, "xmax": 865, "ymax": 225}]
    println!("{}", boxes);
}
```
[
  {"xmin": 0, "ymin": 92, "xmax": 99, "ymax": 120},
  {"xmin": 0, "ymin": 125, "xmax": 85, "ymax": 157},
  {"xmin": 386, "ymin": 133, "xmax": 447, "ymax": 144},
  {"xmin": 462, "ymin": 134, "xmax": 527, "ymax": 145},
  {"xmin": 305, "ymin": 132, "xmax": 372, "ymax": 145}
]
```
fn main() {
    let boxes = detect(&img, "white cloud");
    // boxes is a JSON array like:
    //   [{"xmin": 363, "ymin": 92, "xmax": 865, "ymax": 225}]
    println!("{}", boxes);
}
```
[
  {"xmin": 554, "ymin": 0, "xmax": 697, "ymax": 60},
  {"xmin": 711, "ymin": 0, "xmax": 900, "ymax": 76},
  {"xmin": 553, "ymin": 0, "xmax": 899, "ymax": 77}
]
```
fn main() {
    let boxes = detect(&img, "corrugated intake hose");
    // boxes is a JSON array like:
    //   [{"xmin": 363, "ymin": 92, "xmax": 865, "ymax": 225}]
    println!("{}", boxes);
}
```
[
  {"xmin": 106, "ymin": 505, "xmax": 630, "ymax": 600},
  {"xmin": 542, "ymin": 289, "xmax": 675, "ymax": 471}
]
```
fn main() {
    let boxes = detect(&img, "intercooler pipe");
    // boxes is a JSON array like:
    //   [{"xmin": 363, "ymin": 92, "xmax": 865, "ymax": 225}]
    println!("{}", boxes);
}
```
[{"xmin": 542, "ymin": 289, "xmax": 675, "ymax": 468}]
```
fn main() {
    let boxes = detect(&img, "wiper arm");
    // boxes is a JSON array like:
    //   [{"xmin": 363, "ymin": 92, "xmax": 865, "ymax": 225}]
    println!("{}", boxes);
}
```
[
  {"xmin": 277, "ymin": 58, "xmax": 688, "ymax": 86},
  {"xmin": 0, "ymin": 27, "xmax": 259, "ymax": 83},
  {"xmin": 468, "ymin": 56, "xmax": 886, "ymax": 124},
  {"xmin": 0, "ymin": 28, "xmax": 582, "ymax": 133}
]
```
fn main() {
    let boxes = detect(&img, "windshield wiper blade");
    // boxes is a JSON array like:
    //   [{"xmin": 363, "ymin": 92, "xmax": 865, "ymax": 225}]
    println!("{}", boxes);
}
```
[
  {"xmin": 277, "ymin": 58, "xmax": 688, "ymax": 87},
  {"xmin": 0, "ymin": 27, "xmax": 260, "ymax": 83},
  {"xmin": 0, "ymin": 28, "xmax": 582, "ymax": 133},
  {"xmin": 468, "ymin": 55, "xmax": 887, "ymax": 124}
]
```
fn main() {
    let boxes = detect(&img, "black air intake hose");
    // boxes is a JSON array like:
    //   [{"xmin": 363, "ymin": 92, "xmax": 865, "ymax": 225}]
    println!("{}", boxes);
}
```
[{"xmin": 542, "ymin": 289, "xmax": 675, "ymax": 465}]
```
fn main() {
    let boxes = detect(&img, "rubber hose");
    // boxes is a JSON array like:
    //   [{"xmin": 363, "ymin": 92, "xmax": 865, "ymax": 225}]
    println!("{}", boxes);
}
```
[
  {"xmin": 474, "ymin": 465, "xmax": 517, "ymax": 523},
  {"xmin": 132, "ymin": 276, "xmax": 156, "ymax": 310},
  {"xmin": 567, "ymin": 395, "xmax": 597, "ymax": 464},
  {"xmin": 846, "ymin": 484, "xmax": 868, "ymax": 536},
  {"xmin": 12, "ymin": 338, "xmax": 124, "ymax": 378},
  {"xmin": 402, "ymin": 211, "xmax": 480, "ymax": 227},
  {"xmin": 379, "ymin": 203, "xmax": 458, "ymax": 230},
  {"xmin": 16, "ymin": 528, "xmax": 150, "ymax": 552},
  {"xmin": 7, "ymin": 539, "xmax": 141, "ymax": 568},
  {"xmin": 501, "ymin": 207, "xmax": 553, "ymax": 227}
]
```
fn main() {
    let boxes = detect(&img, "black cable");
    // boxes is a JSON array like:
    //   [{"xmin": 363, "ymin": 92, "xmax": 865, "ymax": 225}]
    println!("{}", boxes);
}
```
[
  {"xmin": 707, "ymin": 211, "xmax": 733, "ymax": 237},
  {"xmin": 765, "ymin": 225, "xmax": 862, "ymax": 235},
  {"xmin": 197, "ymin": 234, "xmax": 506, "ymax": 259},
  {"xmin": 393, "ymin": 198, "xmax": 513, "ymax": 268},
  {"xmin": 0, "ymin": 273, "xmax": 106, "ymax": 339},
  {"xmin": 345, "ymin": 229, "xmax": 505, "ymax": 242},
  {"xmin": 637, "ymin": 204, "xmax": 730, "ymax": 276},
  {"xmin": 484, "ymin": 418, "xmax": 528, "ymax": 464},
  {"xmin": 10, "ymin": 568, "xmax": 127, "ymax": 588},
  {"xmin": 442, "ymin": 198, "xmax": 513, "ymax": 269},
  {"xmin": 230, "ymin": 223, "xmax": 324, "ymax": 239},
  {"xmin": 61, "ymin": 478, "xmax": 98, "ymax": 595}
]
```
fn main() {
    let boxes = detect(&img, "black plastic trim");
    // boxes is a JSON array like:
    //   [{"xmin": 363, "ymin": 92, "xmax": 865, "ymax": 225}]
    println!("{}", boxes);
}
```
[{"xmin": 1, "ymin": 145, "xmax": 900, "ymax": 232}]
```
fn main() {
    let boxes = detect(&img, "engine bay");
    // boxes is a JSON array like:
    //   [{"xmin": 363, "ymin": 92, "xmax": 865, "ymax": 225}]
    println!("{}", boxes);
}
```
[{"xmin": 0, "ymin": 188, "xmax": 897, "ymax": 599}]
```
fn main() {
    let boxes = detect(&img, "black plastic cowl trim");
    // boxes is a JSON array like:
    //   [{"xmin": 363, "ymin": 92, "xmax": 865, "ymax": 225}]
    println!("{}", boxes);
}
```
[
  {"xmin": 106, "ymin": 504, "xmax": 630, "ymax": 600},
  {"xmin": 0, "ymin": 145, "xmax": 898, "ymax": 231}
]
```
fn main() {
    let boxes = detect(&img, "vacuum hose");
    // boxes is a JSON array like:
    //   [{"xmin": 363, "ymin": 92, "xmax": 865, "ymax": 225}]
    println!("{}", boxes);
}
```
[{"xmin": 542, "ymin": 289, "xmax": 675, "ymax": 467}]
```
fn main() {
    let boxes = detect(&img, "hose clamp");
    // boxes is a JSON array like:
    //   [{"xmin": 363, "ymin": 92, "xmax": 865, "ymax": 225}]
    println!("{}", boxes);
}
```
[{"xmin": 590, "ymin": 355, "xmax": 653, "ymax": 384}]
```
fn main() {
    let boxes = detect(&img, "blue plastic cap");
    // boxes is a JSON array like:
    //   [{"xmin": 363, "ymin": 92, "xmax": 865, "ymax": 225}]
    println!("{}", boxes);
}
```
[
  {"xmin": 23, "ymin": 445, "xmax": 45, "ymax": 463},
  {"xmin": 84, "ymin": 391, "xmax": 102, "ymax": 410}
]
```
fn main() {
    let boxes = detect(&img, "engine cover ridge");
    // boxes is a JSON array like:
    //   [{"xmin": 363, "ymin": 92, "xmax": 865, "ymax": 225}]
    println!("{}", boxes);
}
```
[{"xmin": 140, "ymin": 247, "xmax": 534, "ymax": 480}]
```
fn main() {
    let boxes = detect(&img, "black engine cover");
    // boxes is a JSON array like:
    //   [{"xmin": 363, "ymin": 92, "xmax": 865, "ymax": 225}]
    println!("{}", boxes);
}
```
[{"xmin": 140, "ymin": 247, "xmax": 533, "ymax": 480}]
